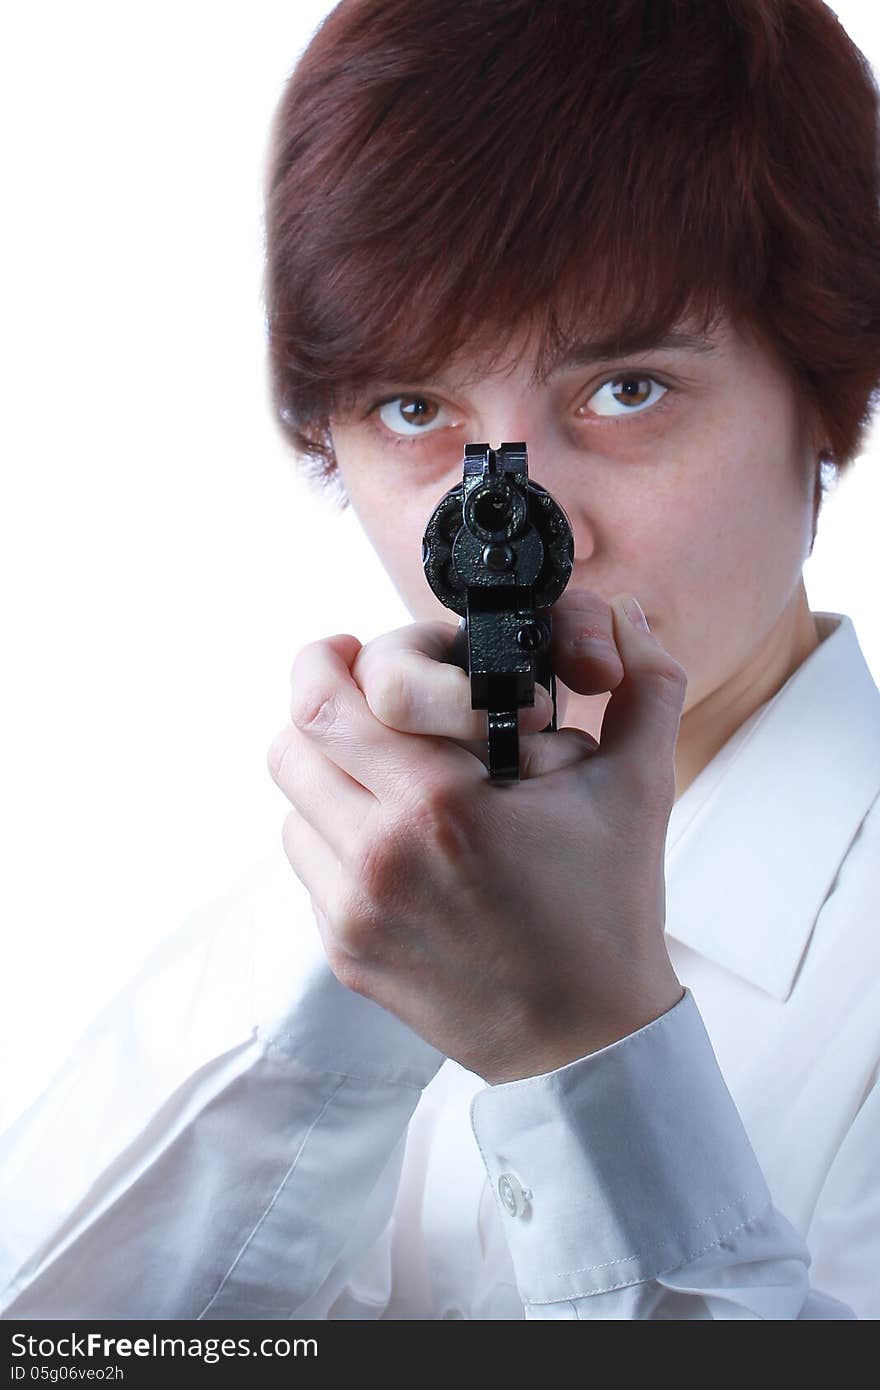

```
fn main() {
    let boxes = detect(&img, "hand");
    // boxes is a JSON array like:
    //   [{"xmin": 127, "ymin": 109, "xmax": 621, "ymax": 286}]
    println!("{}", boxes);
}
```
[
  {"xmin": 347, "ymin": 586, "xmax": 629, "ymax": 778},
  {"xmin": 267, "ymin": 590, "xmax": 686, "ymax": 1084}
]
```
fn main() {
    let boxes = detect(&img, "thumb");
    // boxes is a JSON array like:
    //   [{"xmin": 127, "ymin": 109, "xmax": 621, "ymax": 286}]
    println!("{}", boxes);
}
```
[{"xmin": 598, "ymin": 595, "xmax": 687, "ymax": 787}]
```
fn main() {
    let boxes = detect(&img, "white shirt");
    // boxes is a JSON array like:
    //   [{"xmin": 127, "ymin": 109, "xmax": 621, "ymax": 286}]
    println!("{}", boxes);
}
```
[{"xmin": 1, "ymin": 610, "xmax": 878, "ymax": 1321}]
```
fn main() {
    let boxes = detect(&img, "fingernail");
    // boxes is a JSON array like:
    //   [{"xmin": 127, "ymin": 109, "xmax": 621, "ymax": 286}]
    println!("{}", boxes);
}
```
[
  {"xmin": 535, "ymin": 685, "xmax": 554, "ymax": 713},
  {"xmin": 622, "ymin": 595, "xmax": 650, "ymax": 632}
]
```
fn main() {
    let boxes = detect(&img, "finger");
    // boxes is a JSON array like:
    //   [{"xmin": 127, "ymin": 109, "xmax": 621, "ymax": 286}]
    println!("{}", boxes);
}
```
[
  {"xmin": 289, "ymin": 632, "xmax": 484, "ymax": 801},
  {"xmin": 267, "ymin": 719, "xmax": 375, "ymax": 852},
  {"xmin": 456, "ymin": 726, "xmax": 599, "ymax": 778},
  {"xmin": 598, "ymin": 593, "xmax": 687, "ymax": 791},
  {"xmin": 279, "ymin": 806, "xmax": 373, "ymax": 977},
  {"xmin": 543, "ymin": 589, "xmax": 625, "ymax": 696},
  {"xmin": 280, "ymin": 802, "xmax": 344, "ymax": 904},
  {"xmin": 517, "ymin": 727, "xmax": 600, "ymax": 779},
  {"xmin": 353, "ymin": 628, "xmax": 554, "ymax": 740}
]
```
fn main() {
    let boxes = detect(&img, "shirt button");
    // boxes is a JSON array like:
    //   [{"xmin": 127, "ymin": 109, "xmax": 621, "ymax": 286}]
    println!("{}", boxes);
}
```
[{"xmin": 497, "ymin": 1172, "xmax": 530, "ymax": 1217}]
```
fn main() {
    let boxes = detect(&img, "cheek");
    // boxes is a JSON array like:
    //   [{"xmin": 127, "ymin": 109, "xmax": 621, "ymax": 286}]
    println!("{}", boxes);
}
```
[
  {"xmin": 653, "ymin": 435, "xmax": 810, "ymax": 693},
  {"xmin": 680, "ymin": 402, "xmax": 794, "ymax": 558},
  {"xmin": 332, "ymin": 432, "xmax": 435, "ymax": 604},
  {"xmin": 354, "ymin": 491, "xmax": 456, "ymax": 623}
]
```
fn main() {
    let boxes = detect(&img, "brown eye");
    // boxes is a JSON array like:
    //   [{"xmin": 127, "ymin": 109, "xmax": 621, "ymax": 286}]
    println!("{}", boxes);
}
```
[
  {"xmin": 611, "ymin": 375, "xmax": 652, "ymax": 406},
  {"xmin": 400, "ymin": 397, "xmax": 437, "ymax": 425},
  {"xmin": 377, "ymin": 395, "xmax": 447, "ymax": 436},
  {"xmin": 580, "ymin": 374, "xmax": 668, "ymax": 419}
]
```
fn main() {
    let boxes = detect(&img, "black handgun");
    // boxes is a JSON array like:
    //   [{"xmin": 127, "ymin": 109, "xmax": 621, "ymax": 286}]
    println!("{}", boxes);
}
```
[{"xmin": 421, "ymin": 442, "xmax": 574, "ymax": 781}]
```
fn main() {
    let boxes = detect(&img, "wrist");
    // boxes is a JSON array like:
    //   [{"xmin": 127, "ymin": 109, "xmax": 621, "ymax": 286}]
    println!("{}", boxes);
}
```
[{"xmin": 481, "ymin": 969, "xmax": 685, "ymax": 1085}]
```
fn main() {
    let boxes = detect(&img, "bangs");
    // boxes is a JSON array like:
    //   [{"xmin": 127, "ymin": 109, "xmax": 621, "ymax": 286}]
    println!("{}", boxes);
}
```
[
  {"xmin": 265, "ymin": 0, "xmax": 880, "ymax": 496},
  {"xmin": 270, "ymin": 0, "xmax": 769, "ymax": 409},
  {"xmin": 321, "ymin": 212, "xmax": 741, "ymax": 411}
]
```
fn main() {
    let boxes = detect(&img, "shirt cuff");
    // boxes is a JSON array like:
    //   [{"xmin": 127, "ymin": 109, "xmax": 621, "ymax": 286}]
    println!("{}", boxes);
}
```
[
  {"xmin": 250, "ymin": 845, "xmax": 447, "ymax": 1092},
  {"xmin": 260, "ymin": 957, "xmax": 446, "ymax": 1092},
  {"xmin": 469, "ymin": 987, "xmax": 773, "ymax": 1303}
]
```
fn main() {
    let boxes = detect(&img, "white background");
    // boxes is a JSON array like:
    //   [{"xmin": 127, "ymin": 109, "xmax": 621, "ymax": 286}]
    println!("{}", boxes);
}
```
[{"xmin": 2, "ymin": 2, "xmax": 879, "ymax": 1128}]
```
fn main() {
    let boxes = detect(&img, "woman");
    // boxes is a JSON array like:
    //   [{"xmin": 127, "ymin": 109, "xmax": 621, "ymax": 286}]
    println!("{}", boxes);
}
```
[{"xmin": 2, "ymin": 0, "xmax": 879, "ymax": 1319}]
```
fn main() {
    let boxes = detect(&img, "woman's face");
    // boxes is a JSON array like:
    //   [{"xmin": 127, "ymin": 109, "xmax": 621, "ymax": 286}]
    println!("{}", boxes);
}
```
[{"xmin": 328, "ymin": 313, "xmax": 821, "ymax": 741}]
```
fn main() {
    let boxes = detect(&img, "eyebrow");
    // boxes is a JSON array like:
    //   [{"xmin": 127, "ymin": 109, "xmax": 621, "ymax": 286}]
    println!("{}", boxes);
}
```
[
  {"xmin": 362, "ymin": 328, "xmax": 720, "ymax": 400},
  {"xmin": 544, "ymin": 328, "xmax": 718, "ymax": 376}
]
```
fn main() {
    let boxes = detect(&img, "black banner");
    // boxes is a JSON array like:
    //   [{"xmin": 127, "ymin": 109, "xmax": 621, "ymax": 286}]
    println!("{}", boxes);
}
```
[{"xmin": 1, "ymin": 1319, "xmax": 556, "ymax": 1384}]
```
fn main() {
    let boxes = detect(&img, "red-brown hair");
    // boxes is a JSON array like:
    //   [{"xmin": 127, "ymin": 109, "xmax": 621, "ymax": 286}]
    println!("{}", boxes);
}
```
[{"xmin": 264, "ymin": 0, "xmax": 880, "ymax": 509}]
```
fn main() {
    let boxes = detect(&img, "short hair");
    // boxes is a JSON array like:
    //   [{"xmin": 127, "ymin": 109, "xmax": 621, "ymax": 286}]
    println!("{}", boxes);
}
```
[{"xmin": 263, "ymin": 0, "xmax": 880, "ymax": 510}]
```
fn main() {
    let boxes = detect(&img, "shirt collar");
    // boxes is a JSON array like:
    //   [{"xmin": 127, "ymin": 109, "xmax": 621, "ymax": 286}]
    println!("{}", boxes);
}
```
[{"xmin": 664, "ymin": 612, "xmax": 880, "ymax": 1002}]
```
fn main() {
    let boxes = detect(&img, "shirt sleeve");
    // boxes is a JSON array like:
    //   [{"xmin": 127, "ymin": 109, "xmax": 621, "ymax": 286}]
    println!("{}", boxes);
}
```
[
  {"xmin": 469, "ymin": 988, "xmax": 859, "ymax": 1320},
  {"xmin": 0, "ymin": 852, "xmax": 445, "ymax": 1320}
]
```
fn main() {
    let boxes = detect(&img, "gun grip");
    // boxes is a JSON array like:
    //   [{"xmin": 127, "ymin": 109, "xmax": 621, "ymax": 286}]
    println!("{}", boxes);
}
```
[{"xmin": 450, "ymin": 615, "xmax": 557, "ymax": 778}]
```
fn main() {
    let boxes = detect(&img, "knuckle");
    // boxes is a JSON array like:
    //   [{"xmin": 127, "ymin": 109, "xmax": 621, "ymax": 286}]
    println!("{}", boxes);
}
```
[
  {"xmin": 324, "ymin": 941, "xmax": 370, "ymax": 995},
  {"xmin": 269, "ymin": 725, "xmax": 310, "ymax": 787},
  {"xmin": 281, "ymin": 807, "xmax": 296, "ymax": 846},
  {"xmin": 290, "ymin": 681, "xmax": 340, "ymax": 733},
  {"xmin": 405, "ymin": 780, "xmax": 479, "ymax": 866},
  {"xmin": 280, "ymin": 807, "xmax": 305, "ymax": 864},
  {"xmin": 654, "ymin": 656, "xmax": 688, "ymax": 700},
  {"xmin": 332, "ymin": 887, "xmax": 385, "ymax": 970},
  {"xmin": 520, "ymin": 728, "xmax": 597, "ymax": 778},
  {"xmin": 352, "ymin": 829, "xmax": 403, "ymax": 905},
  {"xmin": 555, "ymin": 588, "xmax": 614, "ymax": 629},
  {"xmin": 565, "ymin": 622, "xmax": 616, "ymax": 651},
  {"xmin": 287, "ymin": 637, "xmax": 323, "ymax": 687},
  {"xmin": 614, "ymin": 757, "xmax": 652, "ymax": 805},
  {"xmin": 267, "ymin": 726, "xmax": 293, "ymax": 781},
  {"xmin": 287, "ymin": 636, "xmax": 351, "ymax": 731},
  {"xmin": 364, "ymin": 661, "xmax": 413, "ymax": 730},
  {"xmin": 313, "ymin": 873, "xmax": 376, "ymax": 968},
  {"xmin": 350, "ymin": 780, "xmax": 478, "ymax": 900}
]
